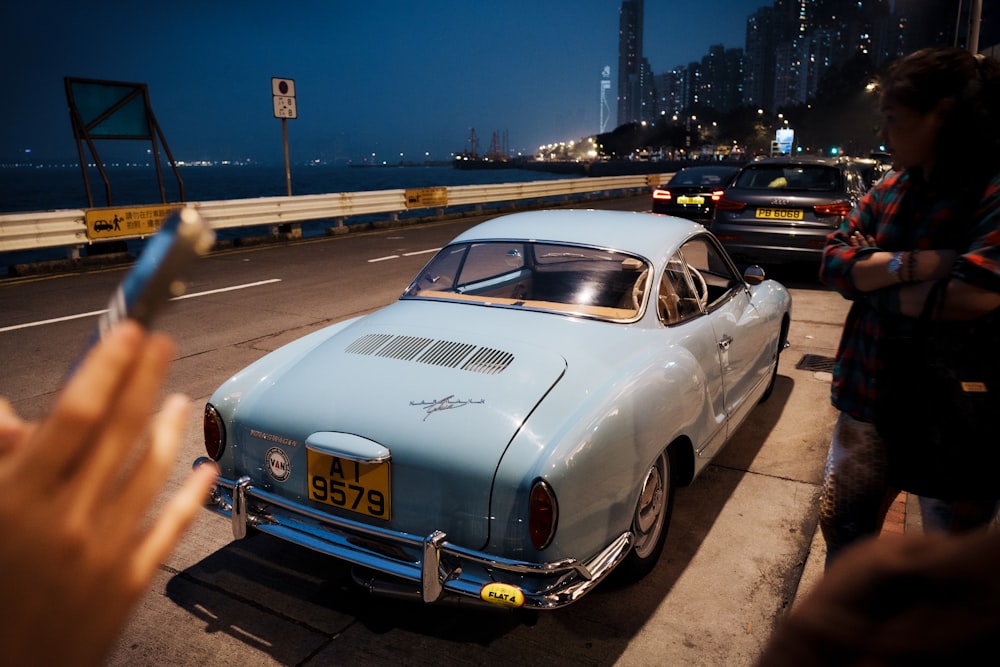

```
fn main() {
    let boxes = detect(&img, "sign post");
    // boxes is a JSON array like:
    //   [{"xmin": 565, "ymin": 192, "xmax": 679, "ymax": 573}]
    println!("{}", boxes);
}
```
[{"xmin": 272, "ymin": 78, "xmax": 297, "ymax": 196}]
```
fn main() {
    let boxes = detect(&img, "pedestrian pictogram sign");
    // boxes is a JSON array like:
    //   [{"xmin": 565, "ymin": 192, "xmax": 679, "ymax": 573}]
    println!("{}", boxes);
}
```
[{"xmin": 85, "ymin": 204, "xmax": 182, "ymax": 240}]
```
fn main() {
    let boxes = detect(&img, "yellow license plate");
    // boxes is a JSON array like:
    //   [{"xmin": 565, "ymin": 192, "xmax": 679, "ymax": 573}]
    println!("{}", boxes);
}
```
[
  {"xmin": 307, "ymin": 450, "xmax": 391, "ymax": 519},
  {"xmin": 677, "ymin": 196, "xmax": 704, "ymax": 205},
  {"xmin": 755, "ymin": 208, "xmax": 804, "ymax": 220}
]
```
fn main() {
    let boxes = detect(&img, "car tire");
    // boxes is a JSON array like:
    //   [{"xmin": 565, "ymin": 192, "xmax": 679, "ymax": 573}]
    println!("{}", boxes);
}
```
[
  {"xmin": 617, "ymin": 447, "xmax": 675, "ymax": 581},
  {"xmin": 760, "ymin": 318, "xmax": 789, "ymax": 403}
]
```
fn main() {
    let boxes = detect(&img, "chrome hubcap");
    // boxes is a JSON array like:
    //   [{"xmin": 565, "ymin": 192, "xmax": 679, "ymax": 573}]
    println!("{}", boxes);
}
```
[{"xmin": 633, "ymin": 453, "xmax": 667, "ymax": 557}]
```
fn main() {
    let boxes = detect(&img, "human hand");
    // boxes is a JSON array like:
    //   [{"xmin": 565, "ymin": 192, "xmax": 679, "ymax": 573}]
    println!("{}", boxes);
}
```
[
  {"xmin": 848, "ymin": 230, "xmax": 876, "ymax": 247},
  {"xmin": 0, "ymin": 321, "xmax": 218, "ymax": 667},
  {"xmin": 756, "ymin": 529, "xmax": 1000, "ymax": 666}
]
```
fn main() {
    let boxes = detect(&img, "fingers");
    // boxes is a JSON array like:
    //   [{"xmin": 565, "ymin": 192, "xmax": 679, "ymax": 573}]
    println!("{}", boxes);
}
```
[
  {"xmin": 23, "ymin": 321, "xmax": 147, "ymax": 483},
  {"xmin": 129, "ymin": 462, "xmax": 218, "ymax": 586},
  {"xmin": 27, "ymin": 323, "xmax": 174, "ymax": 491},
  {"xmin": 848, "ymin": 230, "xmax": 876, "ymax": 247},
  {"xmin": 111, "ymin": 393, "xmax": 191, "ymax": 532},
  {"xmin": 0, "ymin": 397, "xmax": 29, "ymax": 456},
  {"xmin": 65, "ymin": 331, "xmax": 176, "ymax": 520}
]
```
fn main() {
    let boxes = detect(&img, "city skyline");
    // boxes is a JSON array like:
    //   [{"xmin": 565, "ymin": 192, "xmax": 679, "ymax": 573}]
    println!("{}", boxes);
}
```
[{"xmin": 2, "ymin": 1, "xmax": 771, "ymax": 165}]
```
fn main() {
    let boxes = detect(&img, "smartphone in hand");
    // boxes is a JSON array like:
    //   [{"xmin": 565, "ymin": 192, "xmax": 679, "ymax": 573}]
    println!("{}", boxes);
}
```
[{"xmin": 94, "ymin": 206, "xmax": 215, "ymax": 339}]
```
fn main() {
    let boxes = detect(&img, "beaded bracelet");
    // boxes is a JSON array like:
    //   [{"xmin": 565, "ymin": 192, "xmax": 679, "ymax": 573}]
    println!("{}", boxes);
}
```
[{"xmin": 907, "ymin": 249, "xmax": 919, "ymax": 282}]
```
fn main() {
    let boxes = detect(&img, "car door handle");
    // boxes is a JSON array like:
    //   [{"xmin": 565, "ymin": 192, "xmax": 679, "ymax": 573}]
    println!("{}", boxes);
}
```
[{"xmin": 719, "ymin": 335, "xmax": 733, "ymax": 351}]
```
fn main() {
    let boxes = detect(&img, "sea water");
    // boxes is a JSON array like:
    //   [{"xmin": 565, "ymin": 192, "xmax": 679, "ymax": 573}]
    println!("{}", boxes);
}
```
[{"xmin": 0, "ymin": 162, "xmax": 574, "ymax": 213}]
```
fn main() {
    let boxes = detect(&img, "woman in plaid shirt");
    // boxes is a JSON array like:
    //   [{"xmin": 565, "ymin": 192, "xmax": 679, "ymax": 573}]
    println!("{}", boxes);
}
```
[{"xmin": 818, "ymin": 47, "xmax": 1000, "ymax": 566}]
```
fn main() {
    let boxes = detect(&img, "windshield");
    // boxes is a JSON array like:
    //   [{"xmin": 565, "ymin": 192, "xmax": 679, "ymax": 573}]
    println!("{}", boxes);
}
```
[{"xmin": 402, "ymin": 241, "xmax": 651, "ymax": 321}]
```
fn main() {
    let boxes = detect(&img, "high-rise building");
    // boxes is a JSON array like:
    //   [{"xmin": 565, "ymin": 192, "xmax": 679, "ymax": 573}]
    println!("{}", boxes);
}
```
[
  {"xmin": 615, "ymin": 0, "xmax": 991, "ymax": 133},
  {"xmin": 617, "ymin": 0, "xmax": 644, "ymax": 126},
  {"xmin": 600, "ymin": 66, "xmax": 613, "ymax": 133},
  {"xmin": 744, "ymin": 4, "xmax": 787, "ymax": 110},
  {"xmin": 698, "ymin": 45, "xmax": 745, "ymax": 112}
]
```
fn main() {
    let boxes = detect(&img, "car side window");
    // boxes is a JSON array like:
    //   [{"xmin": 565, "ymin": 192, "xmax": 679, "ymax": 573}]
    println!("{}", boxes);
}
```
[
  {"xmin": 409, "ymin": 245, "xmax": 465, "ymax": 292},
  {"xmin": 657, "ymin": 255, "xmax": 700, "ymax": 325},
  {"xmin": 677, "ymin": 236, "xmax": 742, "ymax": 310},
  {"xmin": 459, "ymin": 243, "xmax": 526, "ymax": 285}
]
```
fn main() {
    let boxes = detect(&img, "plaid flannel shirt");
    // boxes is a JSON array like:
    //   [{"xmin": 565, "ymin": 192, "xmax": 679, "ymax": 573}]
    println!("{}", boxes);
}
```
[{"xmin": 819, "ymin": 168, "xmax": 1000, "ymax": 422}]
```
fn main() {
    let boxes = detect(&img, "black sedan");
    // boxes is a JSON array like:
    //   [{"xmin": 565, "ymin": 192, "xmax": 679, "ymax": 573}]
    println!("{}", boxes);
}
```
[
  {"xmin": 651, "ymin": 165, "xmax": 740, "ymax": 221},
  {"xmin": 707, "ymin": 156, "xmax": 867, "ymax": 265}
]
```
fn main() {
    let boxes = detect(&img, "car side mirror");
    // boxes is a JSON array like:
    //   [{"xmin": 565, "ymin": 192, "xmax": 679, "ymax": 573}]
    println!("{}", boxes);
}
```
[{"xmin": 743, "ymin": 265, "xmax": 766, "ymax": 285}]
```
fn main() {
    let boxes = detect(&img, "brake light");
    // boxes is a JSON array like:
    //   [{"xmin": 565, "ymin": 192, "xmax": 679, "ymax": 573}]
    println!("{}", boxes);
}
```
[
  {"xmin": 204, "ymin": 403, "xmax": 226, "ymax": 460},
  {"xmin": 652, "ymin": 189, "xmax": 672, "ymax": 201},
  {"xmin": 715, "ymin": 197, "xmax": 746, "ymax": 211},
  {"xmin": 711, "ymin": 189, "xmax": 725, "ymax": 202},
  {"xmin": 814, "ymin": 201, "xmax": 854, "ymax": 216},
  {"xmin": 529, "ymin": 480, "xmax": 558, "ymax": 549}
]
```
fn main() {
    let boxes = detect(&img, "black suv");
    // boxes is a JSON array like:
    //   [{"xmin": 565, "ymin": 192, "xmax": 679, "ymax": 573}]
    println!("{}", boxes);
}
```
[{"xmin": 707, "ymin": 156, "xmax": 867, "ymax": 265}]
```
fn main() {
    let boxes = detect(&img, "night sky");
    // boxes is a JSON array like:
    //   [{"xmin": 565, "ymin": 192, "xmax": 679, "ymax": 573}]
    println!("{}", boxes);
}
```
[{"xmin": 3, "ymin": 0, "xmax": 771, "ymax": 164}]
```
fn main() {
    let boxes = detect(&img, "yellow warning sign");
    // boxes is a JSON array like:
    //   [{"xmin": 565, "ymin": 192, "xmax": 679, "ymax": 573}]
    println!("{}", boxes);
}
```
[
  {"xmin": 85, "ymin": 204, "xmax": 183, "ymax": 240},
  {"xmin": 405, "ymin": 187, "xmax": 448, "ymax": 209}
]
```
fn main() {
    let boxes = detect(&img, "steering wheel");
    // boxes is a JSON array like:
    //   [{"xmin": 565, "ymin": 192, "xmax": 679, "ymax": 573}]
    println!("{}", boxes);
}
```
[
  {"xmin": 631, "ymin": 269, "xmax": 649, "ymax": 311},
  {"xmin": 688, "ymin": 265, "xmax": 709, "ymax": 310}
]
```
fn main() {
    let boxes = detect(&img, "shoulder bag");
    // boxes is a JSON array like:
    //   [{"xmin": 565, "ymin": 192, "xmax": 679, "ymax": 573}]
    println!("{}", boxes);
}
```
[{"xmin": 875, "ymin": 279, "xmax": 1000, "ymax": 501}]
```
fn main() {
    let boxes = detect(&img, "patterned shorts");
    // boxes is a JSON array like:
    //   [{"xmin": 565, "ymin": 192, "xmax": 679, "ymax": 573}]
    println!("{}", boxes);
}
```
[{"xmin": 819, "ymin": 412, "xmax": 896, "ymax": 566}]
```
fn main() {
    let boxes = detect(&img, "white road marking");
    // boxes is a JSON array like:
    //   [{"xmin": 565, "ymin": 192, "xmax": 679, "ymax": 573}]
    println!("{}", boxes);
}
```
[
  {"xmin": 403, "ymin": 248, "xmax": 440, "ymax": 257},
  {"xmin": 368, "ymin": 247, "xmax": 440, "ymax": 263},
  {"xmin": 171, "ymin": 278, "xmax": 282, "ymax": 300},
  {"xmin": 0, "ymin": 278, "xmax": 282, "ymax": 333}
]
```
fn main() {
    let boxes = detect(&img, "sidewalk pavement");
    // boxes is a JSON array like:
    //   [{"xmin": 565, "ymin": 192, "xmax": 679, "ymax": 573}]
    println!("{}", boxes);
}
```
[{"xmin": 794, "ymin": 491, "xmax": 923, "ymax": 605}]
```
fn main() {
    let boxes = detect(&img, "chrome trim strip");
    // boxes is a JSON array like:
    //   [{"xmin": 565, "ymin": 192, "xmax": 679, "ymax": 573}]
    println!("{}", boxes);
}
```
[
  {"xmin": 232, "ymin": 476, "xmax": 250, "ymax": 540},
  {"xmin": 199, "ymin": 471, "xmax": 632, "ymax": 609},
  {"xmin": 422, "ymin": 530, "xmax": 447, "ymax": 603}
]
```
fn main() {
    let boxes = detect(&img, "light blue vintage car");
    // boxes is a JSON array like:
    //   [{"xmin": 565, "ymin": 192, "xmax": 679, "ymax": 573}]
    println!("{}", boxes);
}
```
[{"xmin": 196, "ymin": 209, "xmax": 791, "ymax": 610}]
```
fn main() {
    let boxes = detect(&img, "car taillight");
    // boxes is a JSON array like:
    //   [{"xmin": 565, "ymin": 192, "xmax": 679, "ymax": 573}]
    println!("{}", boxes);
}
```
[
  {"xmin": 652, "ymin": 189, "xmax": 672, "ymax": 201},
  {"xmin": 714, "ymin": 197, "xmax": 746, "ymax": 211},
  {"xmin": 529, "ymin": 480, "xmax": 558, "ymax": 550},
  {"xmin": 814, "ymin": 201, "xmax": 854, "ymax": 216},
  {"xmin": 710, "ymin": 189, "xmax": 725, "ymax": 202},
  {"xmin": 204, "ymin": 403, "xmax": 226, "ymax": 460}
]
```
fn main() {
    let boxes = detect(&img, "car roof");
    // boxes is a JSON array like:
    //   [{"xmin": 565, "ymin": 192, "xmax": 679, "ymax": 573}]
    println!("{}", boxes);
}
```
[
  {"xmin": 451, "ymin": 209, "xmax": 704, "ymax": 257},
  {"xmin": 675, "ymin": 164, "xmax": 740, "ymax": 173},
  {"xmin": 748, "ymin": 155, "xmax": 854, "ymax": 168}
]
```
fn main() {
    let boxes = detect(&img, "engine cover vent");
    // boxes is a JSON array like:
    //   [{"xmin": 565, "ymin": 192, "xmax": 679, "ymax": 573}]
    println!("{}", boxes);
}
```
[{"xmin": 346, "ymin": 333, "xmax": 513, "ymax": 375}]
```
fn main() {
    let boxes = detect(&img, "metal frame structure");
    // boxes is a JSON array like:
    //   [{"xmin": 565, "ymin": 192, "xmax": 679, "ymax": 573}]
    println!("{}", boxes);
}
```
[{"xmin": 64, "ymin": 77, "xmax": 185, "ymax": 208}]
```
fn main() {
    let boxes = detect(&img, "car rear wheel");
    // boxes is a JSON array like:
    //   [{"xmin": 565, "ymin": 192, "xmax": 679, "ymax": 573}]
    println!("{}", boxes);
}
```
[
  {"xmin": 760, "ymin": 318, "xmax": 789, "ymax": 403},
  {"xmin": 618, "ymin": 448, "xmax": 675, "ymax": 580}
]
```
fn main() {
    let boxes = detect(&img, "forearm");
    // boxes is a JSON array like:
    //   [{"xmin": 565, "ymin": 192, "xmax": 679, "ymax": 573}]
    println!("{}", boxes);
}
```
[
  {"xmin": 875, "ymin": 278, "xmax": 1000, "ymax": 319},
  {"xmin": 851, "ymin": 248, "xmax": 955, "ymax": 293}
]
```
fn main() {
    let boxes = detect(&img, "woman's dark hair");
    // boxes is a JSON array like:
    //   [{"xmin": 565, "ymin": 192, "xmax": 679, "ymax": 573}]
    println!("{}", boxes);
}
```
[{"xmin": 880, "ymin": 47, "xmax": 1000, "ymax": 180}]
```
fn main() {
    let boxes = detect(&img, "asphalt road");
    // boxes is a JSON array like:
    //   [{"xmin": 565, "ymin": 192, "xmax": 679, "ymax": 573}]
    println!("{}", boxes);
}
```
[{"xmin": 0, "ymin": 196, "xmax": 849, "ymax": 666}]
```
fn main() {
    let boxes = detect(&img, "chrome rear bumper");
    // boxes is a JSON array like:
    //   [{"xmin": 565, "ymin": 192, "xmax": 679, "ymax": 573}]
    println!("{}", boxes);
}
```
[{"xmin": 194, "ymin": 459, "xmax": 632, "ymax": 610}]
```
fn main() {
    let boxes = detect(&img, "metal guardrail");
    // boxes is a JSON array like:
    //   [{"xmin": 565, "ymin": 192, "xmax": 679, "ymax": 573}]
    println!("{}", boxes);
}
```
[{"xmin": 0, "ymin": 172, "xmax": 671, "ymax": 254}]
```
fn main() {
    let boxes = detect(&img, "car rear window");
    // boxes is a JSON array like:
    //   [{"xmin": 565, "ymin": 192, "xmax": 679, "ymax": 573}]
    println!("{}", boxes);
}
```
[
  {"xmin": 403, "ymin": 241, "xmax": 650, "ymax": 321},
  {"xmin": 735, "ymin": 165, "xmax": 843, "ymax": 192},
  {"xmin": 672, "ymin": 169, "xmax": 734, "ymax": 186}
]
